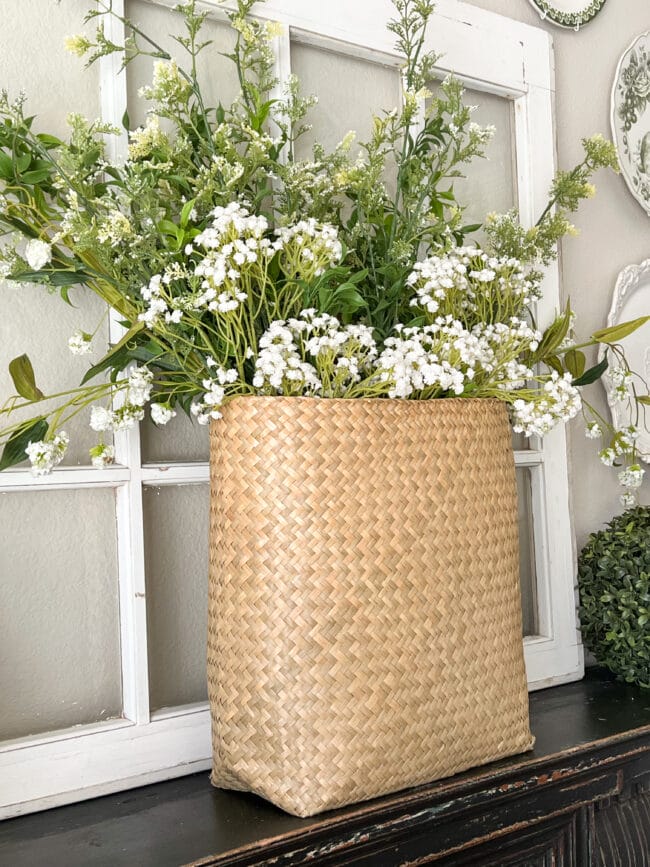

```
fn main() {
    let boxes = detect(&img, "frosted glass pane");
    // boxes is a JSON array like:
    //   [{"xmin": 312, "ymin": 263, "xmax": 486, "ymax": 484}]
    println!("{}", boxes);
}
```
[
  {"xmin": 141, "ymin": 412, "xmax": 209, "ymax": 463},
  {"xmin": 0, "ymin": 284, "xmax": 111, "ymax": 466},
  {"xmin": 425, "ymin": 84, "xmax": 516, "ymax": 232},
  {"xmin": 126, "ymin": 1, "xmax": 238, "ymax": 128},
  {"xmin": 0, "ymin": 0, "xmax": 99, "ymax": 138},
  {"xmin": 517, "ymin": 467, "xmax": 538, "ymax": 636},
  {"xmin": 0, "ymin": 488, "xmax": 121, "ymax": 741},
  {"xmin": 144, "ymin": 484, "xmax": 209, "ymax": 710},
  {"xmin": 512, "ymin": 430, "xmax": 530, "ymax": 451},
  {"xmin": 451, "ymin": 87, "xmax": 517, "ymax": 229},
  {"xmin": 0, "ymin": 1, "xmax": 108, "ymax": 468},
  {"xmin": 290, "ymin": 43, "xmax": 402, "ymax": 160}
]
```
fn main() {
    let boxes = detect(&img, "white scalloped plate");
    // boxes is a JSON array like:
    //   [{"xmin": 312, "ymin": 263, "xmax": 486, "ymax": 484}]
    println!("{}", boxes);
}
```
[
  {"xmin": 527, "ymin": 0, "xmax": 607, "ymax": 30},
  {"xmin": 600, "ymin": 260, "xmax": 650, "ymax": 462},
  {"xmin": 611, "ymin": 32, "xmax": 650, "ymax": 216}
]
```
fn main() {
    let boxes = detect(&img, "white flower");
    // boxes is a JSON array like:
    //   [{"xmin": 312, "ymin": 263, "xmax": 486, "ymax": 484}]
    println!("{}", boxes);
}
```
[
  {"xmin": 90, "ymin": 406, "xmax": 113, "ymax": 432},
  {"xmin": 111, "ymin": 404, "xmax": 145, "ymax": 431},
  {"xmin": 510, "ymin": 373, "xmax": 581, "ymax": 437},
  {"xmin": 620, "ymin": 491, "xmax": 637, "ymax": 509},
  {"xmin": 89, "ymin": 443, "xmax": 115, "ymax": 468},
  {"xmin": 599, "ymin": 447, "xmax": 616, "ymax": 467},
  {"xmin": 585, "ymin": 421, "xmax": 602, "ymax": 439},
  {"xmin": 150, "ymin": 403, "xmax": 176, "ymax": 425},
  {"xmin": 25, "ymin": 431, "xmax": 69, "ymax": 476},
  {"xmin": 127, "ymin": 366, "xmax": 154, "ymax": 406},
  {"xmin": 24, "ymin": 239, "xmax": 52, "ymax": 271},
  {"xmin": 191, "ymin": 366, "xmax": 238, "ymax": 423},
  {"xmin": 68, "ymin": 330, "xmax": 92, "ymax": 356},
  {"xmin": 618, "ymin": 464, "xmax": 645, "ymax": 490},
  {"xmin": 607, "ymin": 366, "xmax": 634, "ymax": 404}
]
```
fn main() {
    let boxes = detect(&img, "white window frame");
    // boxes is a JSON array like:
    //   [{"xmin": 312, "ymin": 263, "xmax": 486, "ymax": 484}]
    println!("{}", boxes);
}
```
[{"xmin": 0, "ymin": 0, "xmax": 581, "ymax": 819}]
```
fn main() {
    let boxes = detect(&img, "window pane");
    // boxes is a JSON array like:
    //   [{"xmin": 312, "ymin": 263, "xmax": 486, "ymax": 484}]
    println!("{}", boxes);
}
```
[
  {"xmin": 0, "ymin": 0, "xmax": 100, "ymax": 138},
  {"xmin": 140, "ymin": 412, "xmax": 209, "ymax": 463},
  {"xmin": 0, "ymin": 284, "xmax": 111, "ymax": 467},
  {"xmin": 0, "ymin": 488, "xmax": 121, "ymax": 741},
  {"xmin": 512, "ymin": 430, "xmax": 530, "ymax": 451},
  {"xmin": 517, "ymin": 467, "xmax": 538, "ymax": 636},
  {"xmin": 290, "ymin": 43, "xmax": 402, "ymax": 159},
  {"xmin": 126, "ymin": 0, "xmax": 238, "ymax": 128},
  {"xmin": 451, "ymin": 86, "xmax": 517, "ymax": 229},
  {"xmin": 143, "ymin": 484, "xmax": 209, "ymax": 710}
]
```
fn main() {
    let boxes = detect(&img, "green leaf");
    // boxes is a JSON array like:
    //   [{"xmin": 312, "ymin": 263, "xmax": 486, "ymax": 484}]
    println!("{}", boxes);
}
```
[
  {"xmin": 20, "ymin": 168, "xmax": 52, "ymax": 184},
  {"xmin": 9, "ymin": 269, "xmax": 88, "ymax": 288},
  {"xmin": 536, "ymin": 303, "xmax": 573, "ymax": 359},
  {"xmin": 572, "ymin": 354, "xmax": 608, "ymax": 387},
  {"xmin": 157, "ymin": 219, "xmax": 180, "ymax": 237},
  {"xmin": 592, "ymin": 316, "xmax": 650, "ymax": 344},
  {"xmin": 545, "ymin": 354, "xmax": 565, "ymax": 376},
  {"xmin": 0, "ymin": 150, "xmax": 13, "ymax": 178},
  {"xmin": 81, "ymin": 321, "xmax": 145, "ymax": 385},
  {"xmin": 0, "ymin": 418, "xmax": 48, "ymax": 471},
  {"xmin": 36, "ymin": 133, "xmax": 63, "ymax": 149},
  {"xmin": 121, "ymin": 108, "xmax": 130, "ymax": 131},
  {"xmin": 9, "ymin": 354, "xmax": 43, "ymax": 400},
  {"xmin": 564, "ymin": 349, "xmax": 586, "ymax": 379},
  {"xmin": 180, "ymin": 198, "xmax": 196, "ymax": 229},
  {"xmin": 637, "ymin": 395, "xmax": 650, "ymax": 406}
]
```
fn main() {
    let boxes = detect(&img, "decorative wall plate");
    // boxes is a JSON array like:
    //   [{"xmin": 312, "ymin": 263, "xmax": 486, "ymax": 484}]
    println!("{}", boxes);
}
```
[
  {"xmin": 527, "ymin": 0, "xmax": 607, "ymax": 30},
  {"xmin": 612, "ymin": 32, "xmax": 650, "ymax": 215},
  {"xmin": 599, "ymin": 259, "xmax": 650, "ymax": 463}
]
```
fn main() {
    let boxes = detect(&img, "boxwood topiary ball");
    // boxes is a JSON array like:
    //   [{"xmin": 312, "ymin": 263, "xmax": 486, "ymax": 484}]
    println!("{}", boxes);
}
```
[{"xmin": 578, "ymin": 506, "xmax": 650, "ymax": 688}]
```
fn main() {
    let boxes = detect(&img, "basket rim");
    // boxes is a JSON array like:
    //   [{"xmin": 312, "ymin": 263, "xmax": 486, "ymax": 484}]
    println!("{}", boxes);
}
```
[{"xmin": 217, "ymin": 395, "xmax": 509, "ymax": 409}]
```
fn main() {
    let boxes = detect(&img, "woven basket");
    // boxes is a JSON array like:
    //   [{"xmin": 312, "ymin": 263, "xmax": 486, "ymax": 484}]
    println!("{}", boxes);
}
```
[{"xmin": 208, "ymin": 396, "xmax": 534, "ymax": 817}]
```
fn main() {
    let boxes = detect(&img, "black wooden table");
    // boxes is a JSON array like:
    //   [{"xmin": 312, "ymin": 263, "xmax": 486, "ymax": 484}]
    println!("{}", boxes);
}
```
[{"xmin": 2, "ymin": 668, "xmax": 650, "ymax": 866}]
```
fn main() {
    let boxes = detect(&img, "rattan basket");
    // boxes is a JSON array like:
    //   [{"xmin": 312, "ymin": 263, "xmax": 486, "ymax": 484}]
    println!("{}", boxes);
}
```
[{"xmin": 207, "ymin": 396, "xmax": 534, "ymax": 817}]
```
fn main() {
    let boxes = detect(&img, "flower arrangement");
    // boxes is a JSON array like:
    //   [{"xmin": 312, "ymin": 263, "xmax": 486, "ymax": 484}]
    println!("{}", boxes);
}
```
[{"xmin": 0, "ymin": 0, "xmax": 647, "ymax": 501}]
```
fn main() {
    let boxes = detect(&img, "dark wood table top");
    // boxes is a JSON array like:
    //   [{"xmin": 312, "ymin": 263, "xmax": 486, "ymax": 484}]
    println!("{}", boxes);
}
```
[{"xmin": 2, "ymin": 668, "xmax": 650, "ymax": 866}]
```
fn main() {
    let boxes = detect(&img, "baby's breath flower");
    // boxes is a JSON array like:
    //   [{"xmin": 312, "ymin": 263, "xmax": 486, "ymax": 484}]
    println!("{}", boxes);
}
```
[
  {"xmin": 89, "ymin": 443, "xmax": 115, "ymax": 468},
  {"xmin": 68, "ymin": 330, "xmax": 92, "ymax": 356},
  {"xmin": 618, "ymin": 464, "xmax": 645, "ymax": 490},
  {"xmin": 150, "ymin": 403, "xmax": 176, "ymax": 425},
  {"xmin": 127, "ymin": 367, "xmax": 154, "ymax": 406},
  {"xmin": 24, "ymin": 238, "xmax": 52, "ymax": 271},
  {"xmin": 599, "ymin": 447, "xmax": 617, "ymax": 467},
  {"xmin": 585, "ymin": 421, "xmax": 602, "ymax": 439},
  {"xmin": 90, "ymin": 405, "xmax": 113, "ymax": 432},
  {"xmin": 25, "ymin": 431, "xmax": 69, "ymax": 476}
]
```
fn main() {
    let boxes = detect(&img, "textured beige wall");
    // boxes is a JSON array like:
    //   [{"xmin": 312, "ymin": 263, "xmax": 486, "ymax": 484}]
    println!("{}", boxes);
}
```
[{"xmin": 465, "ymin": 0, "xmax": 650, "ymax": 548}]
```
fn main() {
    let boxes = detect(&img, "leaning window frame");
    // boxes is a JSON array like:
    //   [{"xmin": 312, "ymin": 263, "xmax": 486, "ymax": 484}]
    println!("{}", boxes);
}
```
[{"xmin": 0, "ymin": 0, "xmax": 581, "ymax": 819}]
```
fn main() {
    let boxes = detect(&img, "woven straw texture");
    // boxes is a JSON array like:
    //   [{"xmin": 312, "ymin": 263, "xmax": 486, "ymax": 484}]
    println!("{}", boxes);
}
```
[{"xmin": 208, "ymin": 397, "xmax": 534, "ymax": 817}]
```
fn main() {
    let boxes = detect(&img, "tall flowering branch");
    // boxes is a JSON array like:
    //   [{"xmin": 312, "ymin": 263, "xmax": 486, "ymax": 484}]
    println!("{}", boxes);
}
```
[{"xmin": 0, "ymin": 0, "xmax": 646, "ymax": 508}]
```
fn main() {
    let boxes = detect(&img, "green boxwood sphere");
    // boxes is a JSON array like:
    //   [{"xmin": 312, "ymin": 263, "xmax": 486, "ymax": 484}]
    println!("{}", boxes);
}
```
[{"xmin": 578, "ymin": 506, "xmax": 650, "ymax": 688}]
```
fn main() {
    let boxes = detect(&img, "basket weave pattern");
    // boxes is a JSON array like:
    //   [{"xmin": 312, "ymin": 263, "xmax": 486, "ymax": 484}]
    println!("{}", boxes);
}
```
[{"xmin": 208, "ymin": 397, "xmax": 534, "ymax": 817}]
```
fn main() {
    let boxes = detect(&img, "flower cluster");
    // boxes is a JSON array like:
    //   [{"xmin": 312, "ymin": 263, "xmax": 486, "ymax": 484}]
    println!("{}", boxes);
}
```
[
  {"xmin": 25, "ymin": 431, "xmax": 69, "ymax": 476},
  {"xmin": 252, "ymin": 311, "xmax": 378, "ymax": 398},
  {"xmin": 408, "ymin": 247, "xmax": 539, "ymax": 325},
  {"xmin": 191, "ymin": 203, "xmax": 271, "ymax": 313},
  {"xmin": 0, "ymin": 0, "xmax": 645, "ymax": 515},
  {"xmin": 510, "ymin": 372, "xmax": 582, "ymax": 437},
  {"xmin": 191, "ymin": 366, "xmax": 239, "ymax": 424},
  {"xmin": 89, "ymin": 367, "xmax": 154, "ymax": 433},
  {"xmin": 276, "ymin": 220, "xmax": 343, "ymax": 279}
]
